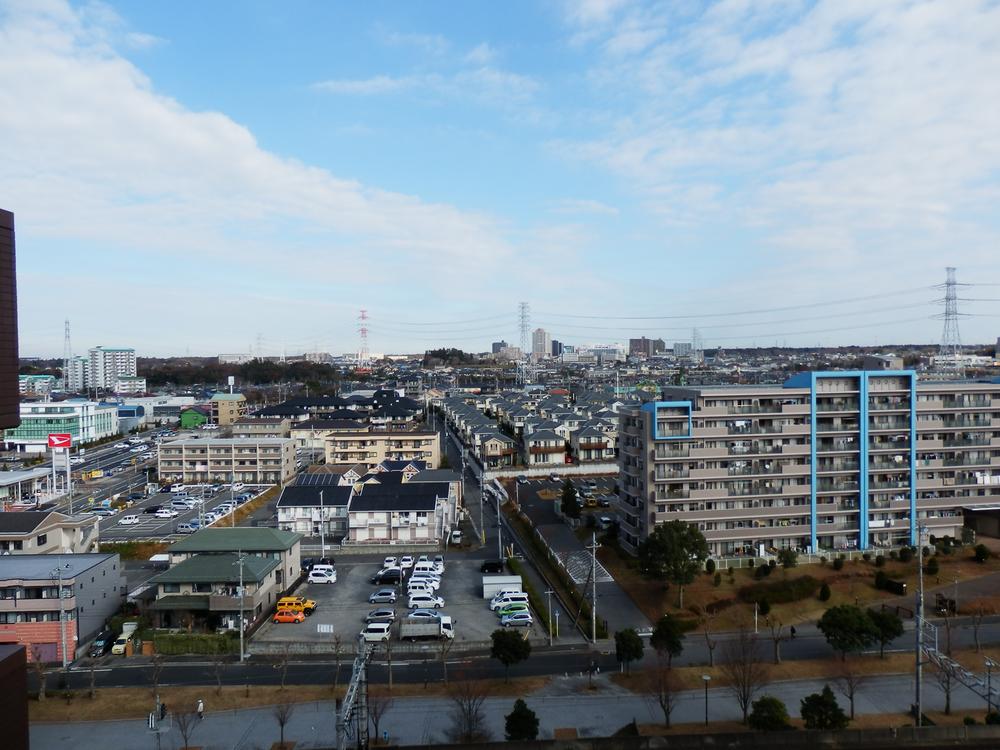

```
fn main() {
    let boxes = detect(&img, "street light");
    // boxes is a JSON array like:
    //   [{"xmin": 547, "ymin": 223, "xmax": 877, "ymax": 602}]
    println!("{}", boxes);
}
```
[
  {"xmin": 702, "ymin": 674, "xmax": 711, "ymax": 725},
  {"xmin": 545, "ymin": 590, "xmax": 554, "ymax": 646}
]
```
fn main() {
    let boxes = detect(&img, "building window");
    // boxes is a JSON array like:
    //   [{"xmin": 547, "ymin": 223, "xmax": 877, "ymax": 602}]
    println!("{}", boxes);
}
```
[
  {"xmin": 162, "ymin": 584, "xmax": 180, "ymax": 594},
  {"xmin": 37, "ymin": 533, "xmax": 47, "ymax": 546}
]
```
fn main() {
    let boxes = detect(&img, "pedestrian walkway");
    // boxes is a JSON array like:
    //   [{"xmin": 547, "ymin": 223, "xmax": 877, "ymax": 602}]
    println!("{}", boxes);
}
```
[{"xmin": 32, "ymin": 672, "xmax": 976, "ymax": 749}]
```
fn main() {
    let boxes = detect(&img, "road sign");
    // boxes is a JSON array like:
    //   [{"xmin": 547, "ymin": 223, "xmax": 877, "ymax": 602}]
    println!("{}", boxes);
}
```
[{"xmin": 48, "ymin": 433, "xmax": 72, "ymax": 448}]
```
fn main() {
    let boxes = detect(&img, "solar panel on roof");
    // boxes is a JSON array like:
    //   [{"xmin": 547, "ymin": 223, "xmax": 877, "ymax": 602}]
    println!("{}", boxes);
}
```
[{"xmin": 294, "ymin": 473, "xmax": 343, "ymax": 486}]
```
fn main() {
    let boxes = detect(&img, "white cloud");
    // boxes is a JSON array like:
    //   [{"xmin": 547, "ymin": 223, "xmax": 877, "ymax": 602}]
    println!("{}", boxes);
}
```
[
  {"xmin": 375, "ymin": 28, "xmax": 450, "ymax": 56},
  {"xmin": 464, "ymin": 42, "xmax": 496, "ymax": 65},
  {"xmin": 550, "ymin": 198, "xmax": 620, "ymax": 217},
  {"xmin": 312, "ymin": 74, "xmax": 420, "ymax": 95},
  {"xmin": 313, "ymin": 67, "xmax": 539, "ymax": 107}
]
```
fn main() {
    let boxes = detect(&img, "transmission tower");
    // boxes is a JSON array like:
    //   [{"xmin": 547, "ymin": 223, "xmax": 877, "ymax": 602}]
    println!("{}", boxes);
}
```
[
  {"xmin": 357, "ymin": 309, "xmax": 370, "ymax": 367},
  {"xmin": 517, "ymin": 302, "xmax": 531, "ymax": 387},
  {"xmin": 935, "ymin": 267, "xmax": 965, "ymax": 374}
]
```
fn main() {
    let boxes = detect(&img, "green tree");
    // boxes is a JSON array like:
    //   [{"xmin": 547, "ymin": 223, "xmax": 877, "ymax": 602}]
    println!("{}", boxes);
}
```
[
  {"xmin": 650, "ymin": 614, "xmax": 685, "ymax": 668},
  {"xmin": 747, "ymin": 695, "xmax": 792, "ymax": 731},
  {"xmin": 819, "ymin": 583, "xmax": 832, "ymax": 602},
  {"xmin": 504, "ymin": 698, "xmax": 539, "ymax": 741},
  {"xmin": 974, "ymin": 544, "xmax": 990, "ymax": 564},
  {"xmin": 925, "ymin": 557, "xmax": 940, "ymax": 576},
  {"xmin": 818, "ymin": 605, "xmax": 878, "ymax": 661},
  {"xmin": 800, "ymin": 685, "xmax": 849, "ymax": 730},
  {"xmin": 614, "ymin": 628, "xmax": 645, "ymax": 675},
  {"xmin": 637, "ymin": 521, "xmax": 710, "ymax": 608},
  {"xmin": 868, "ymin": 609, "xmax": 904, "ymax": 659},
  {"xmin": 560, "ymin": 480, "xmax": 581, "ymax": 520},
  {"xmin": 777, "ymin": 549, "xmax": 798, "ymax": 569},
  {"xmin": 490, "ymin": 629, "xmax": 531, "ymax": 683}
]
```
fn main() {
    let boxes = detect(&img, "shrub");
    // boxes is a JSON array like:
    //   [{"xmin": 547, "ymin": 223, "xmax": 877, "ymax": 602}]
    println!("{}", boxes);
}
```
[
  {"xmin": 768, "ymin": 559, "xmax": 777, "ymax": 570},
  {"xmin": 152, "ymin": 633, "xmax": 238, "ymax": 655},
  {"xmin": 975, "ymin": 544, "xmax": 990, "ymax": 564},
  {"xmin": 924, "ymin": 557, "xmax": 940, "ymax": 576},
  {"xmin": 889, "ymin": 550, "xmax": 898, "ymax": 560},
  {"xmin": 899, "ymin": 547, "xmax": 914, "ymax": 564},
  {"xmin": 862, "ymin": 552, "xmax": 871, "ymax": 563},
  {"xmin": 705, "ymin": 598, "xmax": 735, "ymax": 615},
  {"xmin": 713, "ymin": 572, "xmax": 722, "ymax": 587},
  {"xmin": 874, "ymin": 571, "xmax": 888, "ymax": 590},
  {"xmin": 986, "ymin": 711, "xmax": 1000, "ymax": 725},
  {"xmin": 754, "ymin": 565, "xmax": 772, "ymax": 580},
  {"xmin": 940, "ymin": 545, "xmax": 953, "ymax": 556},
  {"xmin": 738, "ymin": 575, "xmax": 821, "ymax": 605},
  {"xmin": 778, "ymin": 549, "xmax": 798, "ymax": 569},
  {"xmin": 819, "ymin": 583, "xmax": 831, "ymax": 602},
  {"xmin": 757, "ymin": 599, "xmax": 771, "ymax": 617},
  {"xmin": 705, "ymin": 558, "xmax": 716, "ymax": 575},
  {"xmin": 875, "ymin": 555, "xmax": 886, "ymax": 568},
  {"xmin": 748, "ymin": 558, "xmax": 756, "ymax": 568},
  {"xmin": 964, "ymin": 716, "xmax": 978, "ymax": 726},
  {"xmin": 748, "ymin": 696, "xmax": 793, "ymax": 731},
  {"xmin": 832, "ymin": 557, "xmax": 844, "ymax": 571}
]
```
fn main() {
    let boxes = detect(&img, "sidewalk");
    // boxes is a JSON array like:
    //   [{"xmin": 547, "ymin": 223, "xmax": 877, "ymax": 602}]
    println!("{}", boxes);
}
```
[{"xmin": 30, "ymin": 672, "xmax": 976, "ymax": 749}]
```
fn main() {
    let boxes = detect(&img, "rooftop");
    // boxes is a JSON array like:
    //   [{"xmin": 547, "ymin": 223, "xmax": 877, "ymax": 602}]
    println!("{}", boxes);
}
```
[
  {"xmin": 152, "ymin": 553, "xmax": 278, "ymax": 584},
  {"xmin": 169, "ymin": 527, "xmax": 302, "ymax": 553},
  {"xmin": 0, "ymin": 553, "xmax": 117, "ymax": 581}
]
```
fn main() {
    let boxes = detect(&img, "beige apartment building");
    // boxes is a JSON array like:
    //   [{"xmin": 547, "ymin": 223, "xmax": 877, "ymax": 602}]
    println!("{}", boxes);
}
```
[
  {"xmin": 619, "ymin": 371, "xmax": 1000, "ymax": 558},
  {"xmin": 210, "ymin": 393, "xmax": 248, "ymax": 426},
  {"xmin": 323, "ymin": 428, "xmax": 440, "ymax": 471},
  {"xmin": 231, "ymin": 417, "xmax": 291, "ymax": 439},
  {"xmin": 158, "ymin": 438, "xmax": 295, "ymax": 485}
]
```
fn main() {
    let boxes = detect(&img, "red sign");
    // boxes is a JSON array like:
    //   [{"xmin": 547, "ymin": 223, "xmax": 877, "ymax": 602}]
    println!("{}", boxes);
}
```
[{"xmin": 48, "ymin": 433, "xmax": 72, "ymax": 449}]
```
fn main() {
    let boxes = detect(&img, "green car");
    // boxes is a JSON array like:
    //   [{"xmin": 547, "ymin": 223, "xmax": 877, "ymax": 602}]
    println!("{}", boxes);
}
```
[{"xmin": 496, "ymin": 602, "xmax": 529, "ymax": 618}]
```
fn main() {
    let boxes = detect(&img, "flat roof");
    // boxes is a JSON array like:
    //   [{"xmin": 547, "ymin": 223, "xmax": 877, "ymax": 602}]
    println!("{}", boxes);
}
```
[
  {"xmin": 162, "ymin": 438, "xmax": 292, "ymax": 446},
  {"xmin": 0, "ymin": 553, "xmax": 117, "ymax": 581},
  {"xmin": 0, "ymin": 467, "xmax": 51, "ymax": 486}
]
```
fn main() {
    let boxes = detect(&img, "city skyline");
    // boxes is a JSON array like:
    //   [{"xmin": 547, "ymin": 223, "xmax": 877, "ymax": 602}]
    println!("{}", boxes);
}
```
[{"xmin": 4, "ymin": 1, "xmax": 1000, "ymax": 357}]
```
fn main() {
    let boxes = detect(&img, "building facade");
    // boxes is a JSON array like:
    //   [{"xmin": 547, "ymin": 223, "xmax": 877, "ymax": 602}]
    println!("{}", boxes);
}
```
[
  {"xmin": 323, "ymin": 429, "xmax": 440, "ymax": 470},
  {"xmin": 0, "ymin": 511, "xmax": 99, "ymax": 554},
  {"xmin": 18, "ymin": 375, "xmax": 55, "ymax": 397},
  {"xmin": 4, "ymin": 401, "xmax": 118, "ymax": 452},
  {"xmin": 210, "ymin": 392, "xmax": 248, "ymax": 425},
  {"xmin": 158, "ymin": 437, "xmax": 295, "ymax": 485},
  {"xmin": 0, "ymin": 554, "xmax": 126, "ymax": 663},
  {"xmin": 0, "ymin": 210, "xmax": 17, "ymax": 432},
  {"xmin": 231, "ymin": 417, "xmax": 291, "ymax": 439},
  {"xmin": 114, "ymin": 376, "xmax": 146, "ymax": 395},
  {"xmin": 629, "ymin": 337, "xmax": 666, "ymax": 358},
  {"xmin": 531, "ymin": 328, "xmax": 552, "ymax": 361},
  {"xmin": 65, "ymin": 356, "xmax": 89, "ymax": 392},
  {"xmin": 88, "ymin": 347, "xmax": 137, "ymax": 390},
  {"xmin": 618, "ymin": 372, "xmax": 1000, "ymax": 558}
]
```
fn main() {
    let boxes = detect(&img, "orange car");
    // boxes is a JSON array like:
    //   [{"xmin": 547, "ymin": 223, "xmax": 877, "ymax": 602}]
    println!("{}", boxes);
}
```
[{"xmin": 272, "ymin": 609, "xmax": 305, "ymax": 624}]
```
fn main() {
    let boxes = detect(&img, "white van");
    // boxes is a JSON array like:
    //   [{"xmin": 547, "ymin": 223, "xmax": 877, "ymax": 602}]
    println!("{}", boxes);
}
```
[
  {"xmin": 413, "ymin": 562, "xmax": 439, "ymax": 576},
  {"xmin": 170, "ymin": 483, "xmax": 186, "ymax": 493},
  {"xmin": 490, "ymin": 592, "xmax": 529, "ymax": 611},
  {"xmin": 406, "ymin": 580, "xmax": 435, "ymax": 596},
  {"xmin": 361, "ymin": 622, "xmax": 391, "ymax": 643}
]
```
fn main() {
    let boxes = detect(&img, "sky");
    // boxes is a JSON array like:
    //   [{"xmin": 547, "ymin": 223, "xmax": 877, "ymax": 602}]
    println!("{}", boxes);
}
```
[{"xmin": 4, "ymin": 0, "xmax": 1000, "ymax": 358}]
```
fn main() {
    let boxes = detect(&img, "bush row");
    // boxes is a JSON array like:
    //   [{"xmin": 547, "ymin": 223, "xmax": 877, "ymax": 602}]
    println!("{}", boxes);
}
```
[{"xmin": 738, "ymin": 575, "xmax": 821, "ymax": 605}]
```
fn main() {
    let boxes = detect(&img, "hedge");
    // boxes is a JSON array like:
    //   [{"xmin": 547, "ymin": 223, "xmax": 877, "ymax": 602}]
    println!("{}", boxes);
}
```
[
  {"xmin": 153, "ymin": 632, "xmax": 239, "ymax": 655},
  {"xmin": 738, "ymin": 575, "xmax": 820, "ymax": 605},
  {"xmin": 506, "ymin": 557, "xmax": 550, "ymax": 635}
]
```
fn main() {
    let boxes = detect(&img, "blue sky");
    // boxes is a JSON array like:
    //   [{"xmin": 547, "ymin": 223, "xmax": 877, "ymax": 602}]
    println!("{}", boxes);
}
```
[{"xmin": 4, "ymin": 0, "xmax": 1000, "ymax": 357}]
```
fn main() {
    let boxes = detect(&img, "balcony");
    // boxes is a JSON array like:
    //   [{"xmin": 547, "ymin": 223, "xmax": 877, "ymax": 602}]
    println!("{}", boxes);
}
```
[
  {"xmin": 943, "ymin": 454, "xmax": 991, "ymax": 467},
  {"xmin": 578, "ymin": 441, "xmax": 608, "ymax": 450},
  {"xmin": 654, "ymin": 445, "xmax": 690, "ymax": 458},
  {"xmin": 941, "ymin": 417, "xmax": 992, "ymax": 429},
  {"xmin": 870, "ymin": 479, "xmax": 910, "ymax": 490},
  {"xmin": 870, "ymin": 399, "xmax": 909, "ymax": 411},
  {"xmin": 816, "ymin": 480, "xmax": 859, "ymax": 493},
  {"xmin": 728, "ymin": 442, "xmax": 782, "ymax": 456},
  {"xmin": 817, "ymin": 438, "xmax": 859, "ymax": 452},
  {"xmin": 870, "ymin": 439, "xmax": 910, "ymax": 451},
  {"xmin": 869, "ymin": 418, "xmax": 910, "ymax": 431},
  {"xmin": 816, "ymin": 400, "xmax": 860, "ymax": 412},
  {"xmin": 655, "ymin": 468, "xmax": 690, "ymax": 479},
  {"xmin": 528, "ymin": 445, "xmax": 565, "ymax": 454},
  {"xmin": 941, "ymin": 397, "xmax": 991, "ymax": 409},
  {"xmin": 817, "ymin": 460, "xmax": 860, "ymax": 472},
  {"xmin": 728, "ymin": 403, "xmax": 782, "ymax": 415},
  {"xmin": 728, "ymin": 482, "xmax": 780, "ymax": 497},
  {"xmin": 943, "ymin": 436, "xmax": 990, "ymax": 448}
]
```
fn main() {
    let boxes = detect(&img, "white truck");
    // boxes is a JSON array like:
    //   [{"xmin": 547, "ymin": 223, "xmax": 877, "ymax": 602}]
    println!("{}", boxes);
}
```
[{"xmin": 399, "ymin": 615, "xmax": 454, "ymax": 641}]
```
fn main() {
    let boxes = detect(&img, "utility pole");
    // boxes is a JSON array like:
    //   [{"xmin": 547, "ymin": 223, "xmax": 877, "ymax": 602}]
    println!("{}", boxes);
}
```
[
  {"xmin": 588, "ymin": 533, "xmax": 599, "ymax": 643},
  {"xmin": 479, "ymin": 471, "xmax": 485, "ymax": 545},
  {"xmin": 234, "ymin": 550, "xmax": 248, "ymax": 663},
  {"xmin": 319, "ymin": 489, "xmax": 326, "ymax": 557},
  {"xmin": 51, "ymin": 563, "xmax": 69, "ymax": 669},
  {"xmin": 916, "ymin": 525, "xmax": 927, "ymax": 726},
  {"xmin": 545, "ymin": 590, "xmax": 554, "ymax": 646},
  {"xmin": 496, "ymin": 488, "xmax": 503, "ymax": 561}
]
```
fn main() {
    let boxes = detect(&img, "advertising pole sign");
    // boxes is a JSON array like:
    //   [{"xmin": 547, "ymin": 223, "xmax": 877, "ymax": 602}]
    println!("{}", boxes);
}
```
[{"xmin": 48, "ymin": 433, "xmax": 73, "ymax": 508}]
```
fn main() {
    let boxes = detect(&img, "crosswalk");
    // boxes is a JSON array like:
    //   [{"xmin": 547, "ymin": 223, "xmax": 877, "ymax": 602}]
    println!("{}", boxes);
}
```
[{"xmin": 555, "ymin": 550, "xmax": 614, "ymax": 584}]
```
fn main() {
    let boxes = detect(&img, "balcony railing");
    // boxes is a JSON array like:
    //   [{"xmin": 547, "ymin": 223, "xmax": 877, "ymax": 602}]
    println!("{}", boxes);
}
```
[
  {"xmin": 943, "ymin": 436, "xmax": 990, "ymax": 447},
  {"xmin": 816, "ymin": 400, "xmax": 860, "ymax": 412},
  {"xmin": 869, "ymin": 419, "xmax": 910, "ymax": 430},
  {"xmin": 817, "ymin": 422, "xmax": 860, "ymax": 433},
  {"xmin": 870, "ymin": 480, "xmax": 910, "ymax": 490},
  {"xmin": 817, "ymin": 438, "xmax": 859, "ymax": 451},
  {"xmin": 816, "ymin": 480, "xmax": 859, "ymax": 492},
  {"xmin": 943, "ymin": 455, "xmax": 991, "ymax": 466},
  {"xmin": 728, "ymin": 443, "xmax": 782, "ymax": 455},
  {"xmin": 942, "ymin": 397, "xmax": 991, "ymax": 408},
  {"xmin": 870, "ymin": 399, "xmax": 909, "ymax": 411},
  {"xmin": 818, "ymin": 460, "xmax": 860, "ymax": 472}
]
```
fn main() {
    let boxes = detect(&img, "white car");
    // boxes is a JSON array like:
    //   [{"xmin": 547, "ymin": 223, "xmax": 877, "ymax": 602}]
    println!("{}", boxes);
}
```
[
  {"xmin": 114, "ymin": 442, "xmax": 129, "ymax": 449},
  {"xmin": 407, "ymin": 593, "xmax": 444, "ymax": 609},
  {"xmin": 308, "ymin": 569, "xmax": 337, "ymax": 584},
  {"xmin": 408, "ymin": 575, "xmax": 440, "ymax": 590},
  {"xmin": 501, "ymin": 612, "xmax": 533, "ymax": 628},
  {"xmin": 383, "ymin": 556, "xmax": 398, "ymax": 569},
  {"xmin": 118, "ymin": 515, "xmax": 140, "ymax": 525},
  {"xmin": 399, "ymin": 555, "xmax": 414, "ymax": 569},
  {"xmin": 154, "ymin": 508, "xmax": 178, "ymax": 519},
  {"xmin": 129, "ymin": 446, "xmax": 146, "ymax": 453},
  {"xmin": 406, "ymin": 609, "xmax": 441, "ymax": 620},
  {"xmin": 69, "ymin": 456, "xmax": 86, "ymax": 465},
  {"xmin": 360, "ymin": 622, "xmax": 391, "ymax": 643}
]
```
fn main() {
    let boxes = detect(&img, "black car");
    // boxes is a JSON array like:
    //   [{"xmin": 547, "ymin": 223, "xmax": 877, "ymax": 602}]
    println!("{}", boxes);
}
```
[
  {"xmin": 128, "ymin": 492, "xmax": 145, "ymax": 501},
  {"xmin": 89, "ymin": 629, "xmax": 114, "ymax": 657},
  {"xmin": 481, "ymin": 560, "xmax": 505, "ymax": 574},
  {"xmin": 370, "ymin": 568, "xmax": 403, "ymax": 585},
  {"xmin": 143, "ymin": 505, "xmax": 162, "ymax": 514},
  {"xmin": 300, "ymin": 557, "xmax": 315, "ymax": 573}
]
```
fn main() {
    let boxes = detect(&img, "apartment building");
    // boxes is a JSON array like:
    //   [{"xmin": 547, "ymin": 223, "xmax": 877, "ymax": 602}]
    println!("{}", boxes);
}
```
[
  {"xmin": 18, "ymin": 375, "xmax": 55, "ymax": 397},
  {"xmin": 157, "ymin": 437, "xmax": 295, "ymax": 485},
  {"xmin": 0, "ymin": 511, "xmax": 99, "ymax": 555},
  {"xmin": 618, "ymin": 371, "xmax": 1000, "ymax": 558},
  {"xmin": 0, "ymin": 554, "xmax": 126, "ymax": 663},
  {"xmin": 323, "ymin": 429, "xmax": 440, "ymax": 470},
  {"xmin": 4, "ymin": 401, "xmax": 119, "ymax": 453},
  {"xmin": 231, "ymin": 417, "xmax": 291, "ymax": 439},
  {"xmin": 88, "ymin": 346, "xmax": 137, "ymax": 390},
  {"xmin": 210, "ymin": 392, "xmax": 248, "ymax": 425}
]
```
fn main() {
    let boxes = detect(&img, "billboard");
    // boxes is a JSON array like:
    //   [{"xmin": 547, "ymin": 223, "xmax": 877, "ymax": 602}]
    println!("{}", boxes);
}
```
[{"xmin": 48, "ymin": 433, "xmax": 72, "ymax": 449}]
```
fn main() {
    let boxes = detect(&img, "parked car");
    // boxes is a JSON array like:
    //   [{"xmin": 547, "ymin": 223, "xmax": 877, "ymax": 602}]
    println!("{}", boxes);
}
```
[
  {"xmin": 490, "ymin": 592, "xmax": 529, "ymax": 611},
  {"xmin": 406, "ymin": 609, "xmax": 442, "ymax": 620},
  {"xmin": 276, "ymin": 597, "xmax": 316, "ymax": 616},
  {"xmin": 517, "ymin": 475, "xmax": 528, "ymax": 484},
  {"xmin": 300, "ymin": 557, "xmax": 316, "ymax": 572},
  {"xmin": 155, "ymin": 508, "xmax": 178, "ymax": 519},
  {"xmin": 399, "ymin": 555, "xmax": 414, "ymax": 569},
  {"xmin": 273, "ymin": 609, "xmax": 305, "ymax": 624},
  {"xmin": 89, "ymin": 630, "xmax": 115, "ymax": 657},
  {"xmin": 143, "ymin": 505, "xmax": 163, "ymax": 514},
  {"xmin": 114, "ymin": 442, "xmax": 129, "ymax": 450},
  {"xmin": 549, "ymin": 473, "xmax": 560, "ymax": 482},
  {"xmin": 408, "ymin": 575, "xmax": 440, "ymax": 590},
  {"xmin": 383, "ymin": 556, "xmax": 398, "ymax": 569},
  {"xmin": 501, "ymin": 612, "xmax": 534, "ymax": 628},
  {"xmin": 433, "ymin": 555, "xmax": 445, "ymax": 571},
  {"xmin": 369, "ymin": 589, "xmax": 397, "ymax": 604},
  {"xmin": 365, "ymin": 608, "xmax": 396, "ymax": 624},
  {"xmin": 175, "ymin": 523, "xmax": 197, "ymax": 534},
  {"xmin": 308, "ymin": 568, "xmax": 337, "ymax": 584},
  {"xmin": 480, "ymin": 560, "xmax": 505, "ymax": 574},
  {"xmin": 496, "ymin": 602, "xmax": 530, "ymax": 618},
  {"xmin": 407, "ymin": 593, "xmax": 444, "ymax": 609},
  {"xmin": 110, "ymin": 635, "xmax": 129, "ymax": 655},
  {"xmin": 360, "ymin": 622, "xmax": 392, "ymax": 643},
  {"xmin": 89, "ymin": 508, "xmax": 115, "ymax": 517},
  {"xmin": 118, "ymin": 515, "xmax": 140, "ymax": 526},
  {"xmin": 370, "ymin": 568, "xmax": 403, "ymax": 585}
]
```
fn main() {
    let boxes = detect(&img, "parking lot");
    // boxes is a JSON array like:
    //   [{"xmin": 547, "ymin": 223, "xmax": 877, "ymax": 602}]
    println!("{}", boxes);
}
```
[{"xmin": 253, "ymin": 557, "xmax": 546, "ymax": 651}]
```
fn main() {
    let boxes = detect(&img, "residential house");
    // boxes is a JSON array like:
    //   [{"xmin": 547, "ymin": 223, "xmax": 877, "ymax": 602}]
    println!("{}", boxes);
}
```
[
  {"xmin": 0, "ymin": 512, "xmax": 99, "ymax": 555},
  {"xmin": 524, "ymin": 429, "xmax": 566, "ymax": 466},
  {"xmin": 276, "ymin": 483, "xmax": 352, "ymax": 539}
]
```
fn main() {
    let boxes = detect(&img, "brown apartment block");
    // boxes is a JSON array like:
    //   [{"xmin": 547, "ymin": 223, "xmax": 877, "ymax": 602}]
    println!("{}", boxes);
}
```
[
  {"xmin": 619, "ymin": 371, "xmax": 1000, "ymax": 557},
  {"xmin": 323, "ymin": 427, "xmax": 441, "ymax": 471},
  {"xmin": 0, "ymin": 210, "xmax": 18, "ymax": 431}
]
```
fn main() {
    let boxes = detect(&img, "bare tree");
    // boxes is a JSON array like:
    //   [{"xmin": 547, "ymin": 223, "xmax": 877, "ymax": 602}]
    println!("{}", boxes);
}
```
[
  {"xmin": 970, "ymin": 602, "xmax": 993, "ymax": 653},
  {"xmin": 174, "ymin": 709, "xmax": 199, "ymax": 750},
  {"xmin": 699, "ymin": 611, "xmax": 718, "ymax": 668},
  {"xmin": 368, "ymin": 689, "xmax": 394, "ymax": 745},
  {"xmin": 719, "ymin": 626, "xmax": 769, "ymax": 724},
  {"xmin": 941, "ymin": 610, "xmax": 954, "ymax": 657},
  {"xmin": 211, "ymin": 653, "xmax": 227, "ymax": 696},
  {"xmin": 438, "ymin": 636, "xmax": 454, "ymax": 685},
  {"xmin": 645, "ymin": 659, "xmax": 679, "ymax": 728},
  {"xmin": 933, "ymin": 665, "xmax": 954, "ymax": 715},
  {"xmin": 385, "ymin": 638, "xmax": 394, "ymax": 692},
  {"xmin": 445, "ymin": 678, "xmax": 491, "ymax": 743},
  {"xmin": 273, "ymin": 702, "xmax": 295, "ymax": 748},
  {"xmin": 833, "ymin": 658, "xmax": 868, "ymax": 720},
  {"xmin": 150, "ymin": 654, "xmax": 165, "ymax": 698},
  {"xmin": 273, "ymin": 645, "xmax": 291, "ymax": 691},
  {"xmin": 87, "ymin": 656, "xmax": 98, "ymax": 699},
  {"xmin": 31, "ymin": 646, "xmax": 49, "ymax": 702},
  {"xmin": 765, "ymin": 616, "xmax": 787, "ymax": 665},
  {"xmin": 331, "ymin": 634, "xmax": 344, "ymax": 693}
]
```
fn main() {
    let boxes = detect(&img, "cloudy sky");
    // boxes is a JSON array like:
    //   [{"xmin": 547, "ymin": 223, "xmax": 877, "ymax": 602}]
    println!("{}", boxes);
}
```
[{"xmin": 4, "ymin": 0, "xmax": 1000, "ymax": 357}]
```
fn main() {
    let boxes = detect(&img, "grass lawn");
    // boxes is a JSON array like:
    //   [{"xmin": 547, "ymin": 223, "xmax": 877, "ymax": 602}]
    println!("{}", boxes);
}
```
[
  {"xmin": 598, "ymin": 542, "xmax": 1000, "ymax": 631},
  {"xmin": 30, "ymin": 676, "xmax": 552, "ymax": 723}
]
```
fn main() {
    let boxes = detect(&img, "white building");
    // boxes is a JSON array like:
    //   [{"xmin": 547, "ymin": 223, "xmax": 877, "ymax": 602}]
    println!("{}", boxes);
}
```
[
  {"xmin": 4, "ymin": 401, "xmax": 119, "ymax": 453},
  {"xmin": 18, "ymin": 375, "xmax": 55, "ymax": 396},
  {"xmin": 114, "ymin": 376, "xmax": 147, "ymax": 395},
  {"xmin": 65, "ymin": 355, "xmax": 90, "ymax": 392},
  {"xmin": 89, "ymin": 346, "xmax": 137, "ymax": 389},
  {"xmin": 218, "ymin": 353, "xmax": 254, "ymax": 364},
  {"xmin": 532, "ymin": 328, "xmax": 551, "ymax": 361}
]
